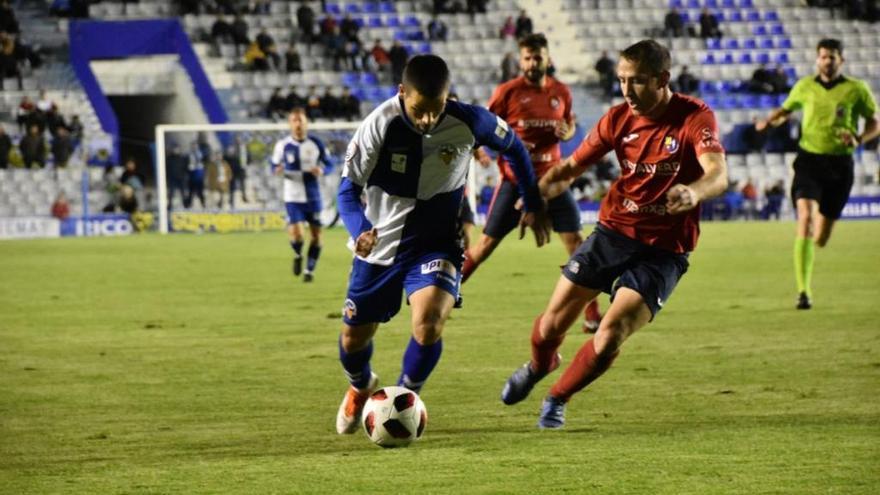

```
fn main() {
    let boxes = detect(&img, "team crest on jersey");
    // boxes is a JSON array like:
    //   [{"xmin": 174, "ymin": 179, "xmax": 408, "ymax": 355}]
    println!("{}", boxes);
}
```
[
  {"xmin": 391, "ymin": 153, "xmax": 407, "ymax": 173},
  {"xmin": 344, "ymin": 141, "xmax": 360, "ymax": 165},
  {"xmin": 344, "ymin": 299, "xmax": 357, "ymax": 319},
  {"xmin": 285, "ymin": 151, "xmax": 296, "ymax": 163},
  {"xmin": 549, "ymin": 96, "xmax": 560, "ymax": 109},
  {"xmin": 663, "ymin": 135, "xmax": 680, "ymax": 154},
  {"xmin": 438, "ymin": 144, "xmax": 457, "ymax": 165},
  {"xmin": 495, "ymin": 116, "xmax": 509, "ymax": 139}
]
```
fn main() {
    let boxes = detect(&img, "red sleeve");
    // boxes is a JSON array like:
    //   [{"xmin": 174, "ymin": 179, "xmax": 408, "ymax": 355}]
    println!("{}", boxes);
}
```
[
  {"xmin": 487, "ymin": 84, "xmax": 507, "ymax": 119},
  {"xmin": 571, "ymin": 111, "xmax": 614, "ymax": 167},
  {"xmin": 562, "ymin": 85, "xmax": 573, "ymax": 123},
  {"xmin": 686, "ymin": 107, "xmax": 725, "ymax": 156}
]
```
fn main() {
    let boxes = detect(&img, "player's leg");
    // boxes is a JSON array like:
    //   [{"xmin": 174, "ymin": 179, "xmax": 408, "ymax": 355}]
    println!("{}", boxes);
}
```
[
  {"xmin": 336, "ymin": 260, "xmax": 405, "ymax": 434},
  {"xmin": 397, "ymin": 254, "xmax": 459, "ymax": 393},
  {"xmin": 285, "ymin": 202, "xmax": 305, "ymax": 276},
  {"xmin": 461, "ymin": 180, "xmax": 520, "ymax": 283},
  {"xmin": 790, "ymin": 154, "xmax": 823, "ymax": 309},
  {"xmin": 303, "ymin": 210, "xmax": 323, "ymax": 282},
  {"xmin": 814, "ymin": 159, "xmax": 853, "ymax": 248}
]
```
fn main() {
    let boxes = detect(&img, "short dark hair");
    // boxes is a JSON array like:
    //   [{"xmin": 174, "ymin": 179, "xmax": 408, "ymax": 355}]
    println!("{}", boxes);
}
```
[
  {"xmin": 289, "ymin": 107, "xmax": 307, "ymax": 116},
  {"xmin": 817, "ymin": 38, "xmax": 843, "ymax": 55},
  {"xmin": 518, "ymin": 33, "xmax": 548, "ymax": 52},
  {"xmin": 620, "ymin": 39, "xmax": 671, "ymax": 76},
  {"xmin": 403, "ymin": 54, "xmax": 450, "ymax": 99}
]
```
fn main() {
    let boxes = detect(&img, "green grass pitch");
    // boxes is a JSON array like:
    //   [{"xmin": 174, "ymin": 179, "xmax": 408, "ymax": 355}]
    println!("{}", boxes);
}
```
[{"xmin": 1, "ymin": 221, "xmax": 878, "ymax": 494}]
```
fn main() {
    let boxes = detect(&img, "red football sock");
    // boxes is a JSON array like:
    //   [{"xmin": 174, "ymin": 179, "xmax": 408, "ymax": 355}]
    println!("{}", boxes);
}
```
[
  {"xmin": 530, "ymin": 313, "xmax": 564, "ymax": 373},
  {"xmin": 461, "ymin": 250, "xmax": 478, "ymax": 284},
  {"xmin": 549, "ymin": 338, "xmax": 618, "ymax": 401}
]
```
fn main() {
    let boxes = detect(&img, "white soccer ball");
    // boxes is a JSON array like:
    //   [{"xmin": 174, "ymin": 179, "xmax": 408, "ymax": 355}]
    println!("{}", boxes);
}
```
[{"xmin": 362, "ymin": 386, "xmax": 427, "ymax": 448}]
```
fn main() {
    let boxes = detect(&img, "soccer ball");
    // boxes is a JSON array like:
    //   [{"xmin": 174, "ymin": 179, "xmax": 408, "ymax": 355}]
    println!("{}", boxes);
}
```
[{"xmin": 362, "ymin": 386, "xmax": 427, "ymax": 448}]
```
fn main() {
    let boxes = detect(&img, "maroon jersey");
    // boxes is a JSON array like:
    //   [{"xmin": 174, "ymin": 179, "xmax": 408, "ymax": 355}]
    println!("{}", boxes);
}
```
[
  {"xmin": 571, "ymin": 93, "xmax": 724, "ymax": 253},
  {"xmin": 488, "ymin": 75, "xmax": 573, "ymax": 183}
]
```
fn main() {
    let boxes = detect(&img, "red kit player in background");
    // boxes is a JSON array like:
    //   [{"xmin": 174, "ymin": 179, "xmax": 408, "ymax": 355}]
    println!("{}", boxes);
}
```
[
  {"xmin": 500, "ymin": 40, "xmax": 729, "ymax": 428},
  {"xmin": 461, "ymin": 33, "xmax": 603, "ymax": 331}
]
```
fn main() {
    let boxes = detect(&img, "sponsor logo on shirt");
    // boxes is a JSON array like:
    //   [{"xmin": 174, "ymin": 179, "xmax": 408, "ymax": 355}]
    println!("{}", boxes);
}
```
[
  {"xmin": 549, "ymin": 96, "xmax": 560, "ymax": 109},
  {"xmin": 438, "ymin": 144, "xmax": 458, "ymax": 165},
  {"xmin": 566, "ymin": 260, "xmax": 580, "ymax": 274},
  {"xmin": 621, "ymin": 159, "xmax": 680, "ymax": 176},
  {"xmin": 495, "ymin": 116, "xmax": 509, "ymax": 139},
  {"xmin": 519, "ymin": 96, "xmax": 532, "ymax": 104},
  {"xmin": 698, "ymin": 127, "xmax": 720, "ymax": 150},
  {"xmin": 391, "ymin": 153, "xmax": 407, "ymax": 173},
  {"xmin": 517, "ymin": 119, "xmax": 560, "ymax": 129},
  {"xmin": 344, "ymin": 298, "xmax": 357, "ymax": 319},
  {"xmin": 622, "ymin": 133, "xmax": 639, "ymax": 143},
  {"xmin": 622, "ymin": 198, "xmax": 668, "ymax": 215},
  {"xmin": 421, "ymin": 259, "xmax": 458, "ymax": 279},
  {"xmin": 663, "ymin": 135, "xmax": 680, "ymax": 153},
  {"xmin": 286, "ymin": 151, "xmax": 296, "ymax": 164}
]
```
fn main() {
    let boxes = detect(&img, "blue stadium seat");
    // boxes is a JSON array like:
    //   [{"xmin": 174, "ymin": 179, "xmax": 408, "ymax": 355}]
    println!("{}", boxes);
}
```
[
  {"xmin": 379, "ymin": 1, "xmax": 395, "ymax": 13},
  {"xmin": 714, "ymin": 11, "xmax": 726, "ymax": 22},
  {"xmin": 764, "ymin": 10, "xmax": 779, "ymax": 22},
  {"xmin": 724, "ymin": 39, "xmax": 739, "ymax": 50},
  {"xmin": 760, "ymin": 38, "xmax": 774, "ymax": 49},
  {"xmin": 345, "ymin": 3, "xmax": 361, "ymax": 14},
  {"xmin": 341, "ymin": 72, "xmax": 360, "ymax": 86},
  {"xmin": 784, "ymin": 66, "xmax": 797, "ymax": 79},
  {"xmin": 703, "ymin": 94, "xmax": 720, "ymax": 108},
  {"xmin": 775, "ymin": 52, "xmax": 789, "ymax": 64},
  {"xmin": 740, "ymin": 0, "xmax": 753, "ymax": 7},
  {"xmin": 700, "ymin": 80, "xmax": 720, "ymax": 93},
  {"xmin": 669, "ymin": 0, "xmax": 683, "ymax": 8},
  {"xmin": 727, "ymin": 10, "xmax": 743, "ymax": 22},
  {"xmin": 679, "ymin": 11, "xmax": 691, "ymax": 23},
  {"xmin": 361, "ymin": 72, "xmax": 379, "ymax": 85},
  {"xmin": 366, "ymin": 86, "xmax": 386, "ymax": 101},
  {"xmin": 753, "ymin": 25, "xmax": 767, "ymax": 36},
  {"xmin": 720, "ymin": 52, "xmax": 734, "ymax": 64},
  {"xmin": 745, "ymin": 10, "xmax": 761, "ymax": 22},
  {"xmin": 770, "ymin": 24, "xmax": 784, "ymax": 35},
  {"xmin": 408, "ymin": 30, "xmax": 425, "ymax": 41},
  {"xmin": 704, "ymin": 0, "xmax": 718, "ymax": 8},
  {"xmin": 720, "ymin": 80, "xmax": 737, "ymax": 93},
  {"xmin": 740, "ymin": 94, "xmax": 758, "ymax": 108},
  {"xmin": 702, "ymin": 53, "xmax": 716, "ymax": 64},
  {"xmin": 418, "ymin": 42, "xmax": 431, "ymax": 54},
  {"xmin": 738, "ymin": 52, "xmax": 753, "ymax": 64},
  {"xmin": 687, "ymin": 0, "xmax": 700, "ymax": 8},
  {"xmin": 720, "ymin": 95, "xmax": 738, "ymax": 109},
  {"xmin": 404, "ymin": 15, "xmax": 420, "ymax": 27},
  {"xmin": 743, "ymin": 38, "xmax": 757, "ymax": 49},
  {"xmin": 383, "ymin": 86, "xmax": 398, "ymax": 99},
  {"xmin": 325, "ymin": 3, "xmax": 341, "ymax": 15},
  {"xmin": 776, "ymin": 94, "xmax": 787, "ymax": 106},
  {"xmin": 707, "ymin": 38, "xmax": 722, "ymax": 50},
  {"xmin": 351, "ymin": 87, "xmax": 367, "ymax": 100},
  {"xmin": 393, "ymin": 30, "xmax": 408, "ymax": 41},
  {"xmin": 353, "ymin": 17, "xmax": 365, "ymax": 28},
  {"xmin": 756, "ymin": 52, "xmax": 770, "ymax": 64},
  {"xmin": 367, "ymin": 16, "xmax": 383, "ymax": 27},
  {"xmin": 363, "ymin": 2, "xmax": 379, "ymax": 14},
  {"xmin": 758, "ymin": 95, "xmax": 776, "ymax": 108},
  {"xmin": 721, "ymin": 0, "xmax": 735, "ymax": 7},
  {"xmin": 386, "ymin": 15, "xmax": 400, "ymax": 27},
  {"xmin": 778, "ymin": 37, "xmax": 792, "ymax": 49}
]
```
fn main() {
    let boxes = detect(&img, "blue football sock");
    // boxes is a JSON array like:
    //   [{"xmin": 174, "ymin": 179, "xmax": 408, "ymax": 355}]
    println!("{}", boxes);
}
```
[
  {"xmin": 339, "ymin": 337, "xmax": 373, "ymax": 389},
  {"xmin": 398, "ymin": 337, "xmax": 443, "ymax": 393},
  {"xmin": 290, "ymin": 240, "xmax": 303, "ymax": 256},
  {"xmin": 307, "ymin": 243, "xmax": 321, "ymax": 272}
]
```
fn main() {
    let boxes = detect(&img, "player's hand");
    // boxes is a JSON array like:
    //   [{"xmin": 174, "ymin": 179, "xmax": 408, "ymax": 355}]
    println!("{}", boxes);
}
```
[
  {"xmin": 518, "ymin": 210, "xmax": 550, "ymax": 247},
  {"xmin": 665, "ymin": 184, "xmax": 700, "ymax": 214},
  {"xmin": 839, "ymin": 130, "xmax": 859, "ymax": 147},
  {"xmin": 554, "ymin": 120, "xmax": 572, "ymax": 139},
  {"xmin": 754, "ymin": 119, "xmax": 769, "ymax": 132},
  {"xmin": 309, "ymin": 166, "xmax": 324, "ymax": 177},
  {"xmin": 273, "ymin": 165, "xmax": 283, "ymax": 176},
  {"xmin": 355, "ymin": 228, "xmax": 378, "ymax": 257}
]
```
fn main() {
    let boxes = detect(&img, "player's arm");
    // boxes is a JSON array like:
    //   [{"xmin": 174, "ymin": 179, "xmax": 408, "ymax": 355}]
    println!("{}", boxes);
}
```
[
  {"xmin": 542, "ymin": 113, "xmax": 614, "ymax": 199},
  {"xmin": 756, "ymin": 79, "xmax": 802, "ymax": 131},
  {"xmin": 270, "ymin": 141, "xmax": 284, "ymax": 175},
  {"xmin": 312, "ymin": 137, "xmax": 334, "ymax": 176},
  {"xmin": 554, "ymin": 88, "xmax": 576, "ymax": 140},
  {"xmin": 666, "ymin": 152, "xmax": 728, "ymax": 214},
  {"xmin": 339, "ymin": 115, "xmax": 384, "ymax": 256},
  {"xmin": 845, "ymin": 84, "xmax": 880, "ymax": 147}
]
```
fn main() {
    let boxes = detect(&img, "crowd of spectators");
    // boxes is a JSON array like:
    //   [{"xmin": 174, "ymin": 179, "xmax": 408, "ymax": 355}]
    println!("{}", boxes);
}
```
[
  {"xmin": 163, "ymin": 135, "xmax": 249, "ymax": 210},
  {"xmin": 1, "ymin": 91, "xmax": 84, "ymax": 170},
  {"xmin": 662, "ymin": 7, "xmax": 722, "ymax": 39},
  {"xmin": 265, "ymin": 84, "xmax": 360, "ymax": 121},
  {"xmin": 1, "ymin": 1, "xmax": 43, "ymax": 90}
]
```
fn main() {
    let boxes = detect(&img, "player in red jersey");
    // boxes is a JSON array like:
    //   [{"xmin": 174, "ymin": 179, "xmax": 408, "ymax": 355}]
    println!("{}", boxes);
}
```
[
  {"xmin": 499, "ymin": 40, "xmax": 729, "ymax": 428},
  {"xmin": 461, "ymin": 33, "xmax": 603, "ymax": 330}
]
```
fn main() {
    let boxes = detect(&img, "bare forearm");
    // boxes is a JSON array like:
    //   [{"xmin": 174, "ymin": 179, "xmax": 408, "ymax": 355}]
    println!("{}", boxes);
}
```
[
  {"xmin": 540, "ymin": 158, "xmax": 583, "ymax": 199},
  {"xmin": 689, "ymin": 161, "xmax": 728, "ymax": 202},
  {"xmin": 860, "ymin": 117, "xmax": 880, "ymax": 144},
  {"xmin": 765, "ymin": 107, "xmax": 791, "ymax": 127}
]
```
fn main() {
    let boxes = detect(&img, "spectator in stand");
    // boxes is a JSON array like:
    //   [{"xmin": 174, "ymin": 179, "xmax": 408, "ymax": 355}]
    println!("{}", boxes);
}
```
[
  {"xmin": 51, "ymin": 127, "xmax": 73, "ymax": 168},
  {"xmin": 225, "ymin": 142, "xmax": 247, "ymax": 207},
  {"xmin": 428, "ymin": 16, "xmax": 448, "ymax": 41},
  {"xmin": 16, "ymin": 96, "xmax": 34, "ymax": 132},
  {"xmin": 744, "ymin": 115, "xmax": 769, "ymax": 152},
  {"xmin": 210, "ymin": 14, "xmax": 233, "ymax": 50},
  {"xmin": 741, "ymin": 179, "xmax": 758, "ymax": 219},
  {"xmin": 761, "ymin": 180, "xmax": 785, "ymax": 220},
  {"xmin": 0, "ymin": 0, "xmax": 19, "ymax": 34},
  {"xmin": 319, "ymin": 15, "xmax": 338, "ymax": 43},
  {"xmin": 325, "ymin": 26, "xmax": 347, "ymax": 71},
  {"xmin": 479, "ymin": 175, "xmax": 495, "ymax": 206},
  {"xmin": 231, "ymin": 14, "xmax": 250, "ymax": 55},
  {"xmin": 676, "ymin": 65, "xmax": 699, "ymax": 95},
  {"xmin": 344, "ymin": 40, "xmax": 364, "ymax": 71},
  {"xmin": 499, "ymin": 16, "xmax": 516, "ymax": 39},
  {"xmin": 117, "ymin": 185, "xmax": 138, "ymax": 215},
  {"xmin": 251, "ymin": 0, "xmax": 270, "ymax": 15},
  {"xmin": 186, "ymin": 141, "xmax": 206, "ymax": 209},
  {"xmin": 339, "ymin": 86, "xmax": 360, "ymax": 121},
  {"xmin": 389, "ymin": 40, "xmax": 409, "ymax": 85},
  {"xmin": 467, "ymin": 0, "xmax": 488, "ymax": 14},
  {"xmin": 0, "ymin": 125, "xmax": 9, "ymax": 169},
  {"xmin": 514, "ymin": 10, "xmax": 533, "ymax": 39},
  {"xmin": 285, "ymin": 44, "xmax": 302, "ymax": 72},
  {"xmin": 51, "ymin": 191, "xmax": 70, "ymax": 220},
  {"xmin": 500, "ymin": 51, "xmax": 518, "ymax": 82},
  {"xmin": 285, "ymin": 85, "xmax": 303, "ymax": 111},
  {"xmin": 120, "ymin": 157, "xmax": 144, "ymax": 190},
  {"xmin": 255, "ymin": 28, "xmax": 281, "ymax": 70},
  {"xmin": 769, "ymin": 64, "xmax": 790, "ymax": 94},
  {"xmin": 664, "ymin": 7, "xmax": 685, "ymax": 38},
  {"xmin": 320, "ymin": 87, "xmax": 340, "ymax": 119},
  {"xmin": 748, "ymin": 63, "xmax": 775, "ymax": 94},
  {"xmin": 340, "ymin": 13, "xmax": 360, "ymax": 43},
  {"xmin": 297, "ymin": 2, "xmax": 316, "ymax": 47},
  {"xmin": 370, "ymin": 39, "xmax": 390, "ymax": 73},
  {"xmin": 267, "ymin": 87, "xmax": 287, "ymax": 119},
  {"xmin": 305, "ymin": 85, "xmax": 322, "ymax": 119},
  {"xmin": 207, "ymin": 151, "xmax": 232, "ymax": 209},
  {"xmin": 20, "ymin": 125, "xmax": 45, "ymax": 168},
  {"xmin": 699, "ymin": 8, "xmax": 722, "ymax": 39},
  {"xmin": 244, "ymin": 40, "xmax": 269, "ymax": 71},
  {"xmin": 594, "ymin": 50, "xmax": 616, "ymax": 98},
  {"xmin": 166, "ymin": 143, "xmax": 189, "ymax": 210},
  {"xmin": 0, "ymin": 31, "xmax": 21, "ymax": 90}
]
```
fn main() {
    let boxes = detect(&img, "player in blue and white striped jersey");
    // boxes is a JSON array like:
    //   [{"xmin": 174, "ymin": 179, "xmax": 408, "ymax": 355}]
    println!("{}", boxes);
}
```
[
  {"xmin": 334, "ymin": 54, "xmax": 550, "ymax": 434},
  {"xmin": 270, "ymin": 108, "xmax": 333, "ymax": 282}
]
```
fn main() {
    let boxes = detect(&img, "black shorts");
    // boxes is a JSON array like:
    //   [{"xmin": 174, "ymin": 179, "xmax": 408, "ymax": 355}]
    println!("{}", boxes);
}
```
[
  {"xmin": 790, "ymin": 149, "xmax": 854, "ymax": 220},
  {"xmin": 561, "ymin": 225, "xmax": 689, "ymax": 319},
  {"xmin": 458, "ymin": 196, "xmax": 475, "ymax": 225},
  {"xmin": 483, "ymin": 179, "xmax": 581, "ymax": 239}
]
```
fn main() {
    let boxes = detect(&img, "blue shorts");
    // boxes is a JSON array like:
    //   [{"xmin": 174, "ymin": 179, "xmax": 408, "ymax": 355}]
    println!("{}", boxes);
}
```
[
  {"xmin": 343, "ymin": 251, "xmax": 462, "ymax": 325},
  {"xmin": 484, "ymin": 179, "xmax": 581, "ymax": 239},
  {"xmin": 561, "ymin": 225, "xmax": 689, "ymax": 319},
  {"xmin": 285, "ymin": 201, "xmax": 322, "ymax": 226}
]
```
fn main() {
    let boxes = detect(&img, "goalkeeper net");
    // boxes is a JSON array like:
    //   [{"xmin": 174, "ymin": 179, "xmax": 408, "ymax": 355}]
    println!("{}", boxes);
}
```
[{"xmin": 154, "ymin": 121, "xmax": 481, "ymax": 234}]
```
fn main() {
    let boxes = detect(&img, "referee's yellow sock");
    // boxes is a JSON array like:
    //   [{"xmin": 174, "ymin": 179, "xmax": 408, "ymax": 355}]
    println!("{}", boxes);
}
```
[{"xmin": 794, "ymin": 237, "xmax": 814, "ymax": 298}]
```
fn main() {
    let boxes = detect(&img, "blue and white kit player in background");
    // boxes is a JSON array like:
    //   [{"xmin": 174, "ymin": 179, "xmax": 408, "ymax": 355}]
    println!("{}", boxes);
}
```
[
  {"xmin": 270, "ymin": 107, "xmax": 333, "ymax": 282},
  {"xmin": 334, "ymin": 54, "xmax": 550, "ymax": 434}
]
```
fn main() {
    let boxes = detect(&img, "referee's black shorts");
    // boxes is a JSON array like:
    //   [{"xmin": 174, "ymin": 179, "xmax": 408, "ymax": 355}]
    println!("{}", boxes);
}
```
[{"xmin": 790, "ymin": 148, "xmax": 854, "ymax": 220}]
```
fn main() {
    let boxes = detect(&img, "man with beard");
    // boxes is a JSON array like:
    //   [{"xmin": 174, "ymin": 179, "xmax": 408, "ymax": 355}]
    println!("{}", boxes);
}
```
[
  {"xmin": 755, "ymin": 38, "xmax": 878, "ymax": 310},
  {"xmin": 461, "ymin": 33, "xmax": 603, "ymax": 331}
]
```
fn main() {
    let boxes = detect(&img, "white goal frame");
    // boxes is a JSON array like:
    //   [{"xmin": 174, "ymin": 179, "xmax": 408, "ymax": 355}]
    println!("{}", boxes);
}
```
[{"xmin": 155, "ymin": 122, "xmax": 482, "ymax": 234}]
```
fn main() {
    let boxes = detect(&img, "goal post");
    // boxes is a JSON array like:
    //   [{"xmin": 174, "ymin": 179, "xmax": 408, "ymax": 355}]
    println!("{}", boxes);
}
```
[{"xmin": 154, "ymin": 121, "xmax": 481, "ymax": 235}]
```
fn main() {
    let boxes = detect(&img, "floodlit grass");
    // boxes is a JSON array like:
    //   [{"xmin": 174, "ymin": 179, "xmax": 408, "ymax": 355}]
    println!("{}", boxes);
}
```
[{"xmin": 1, "ymin": 221, "xmax": 878, "ymax": 494}]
